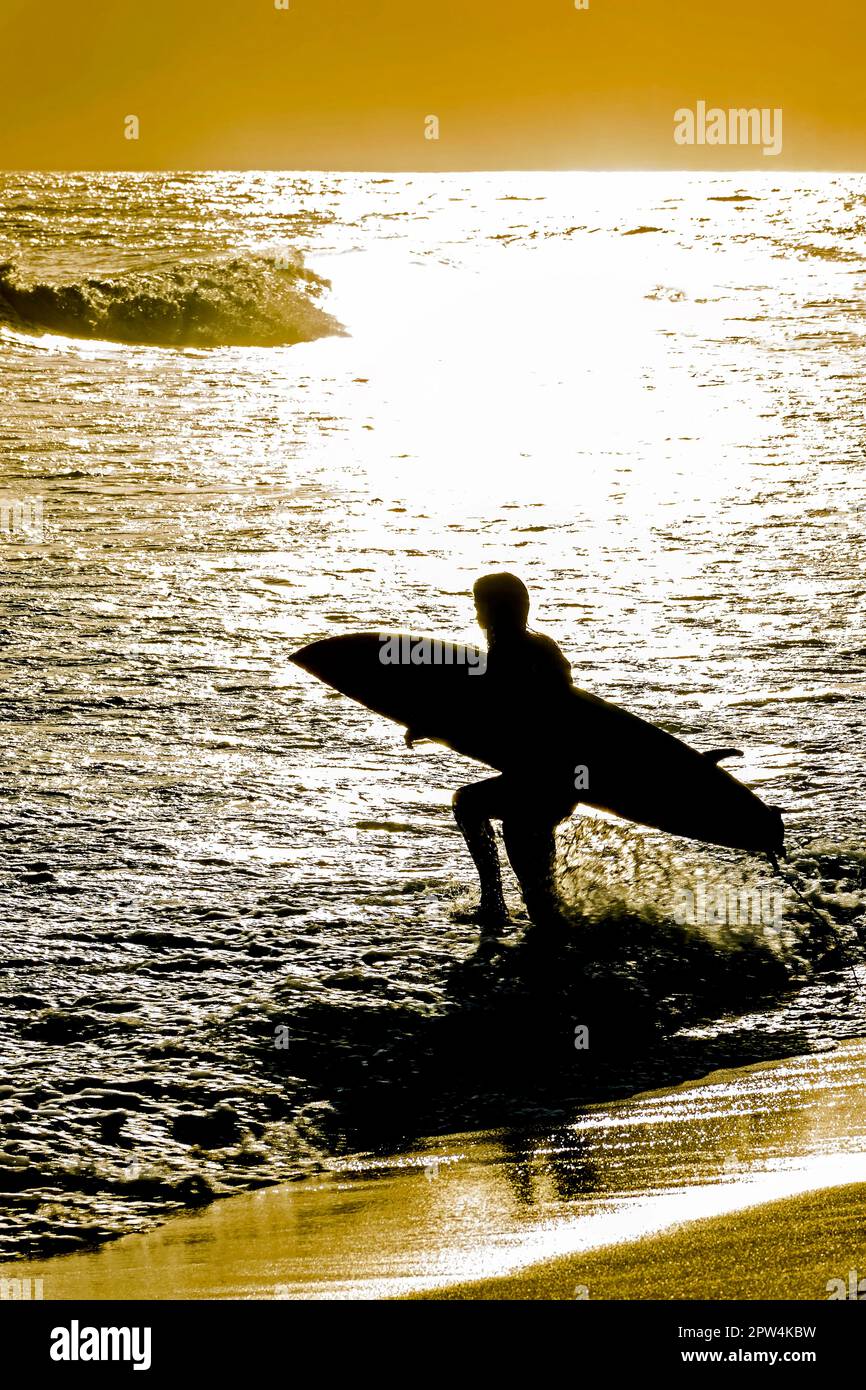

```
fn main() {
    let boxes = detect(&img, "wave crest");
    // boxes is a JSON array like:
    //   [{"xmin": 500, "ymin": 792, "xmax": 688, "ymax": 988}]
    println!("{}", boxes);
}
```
[{"xmin": 0, "ymin": 252, "xmax": 344, "ymax": 347}]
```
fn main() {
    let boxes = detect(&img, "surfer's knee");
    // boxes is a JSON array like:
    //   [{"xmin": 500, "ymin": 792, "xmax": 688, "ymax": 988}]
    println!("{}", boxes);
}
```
[
  {"xmin": 452, "ymin": 779, "xmax": 499, "ymax": 827},
  {"xmin": 452, "ymin": 784, "xmax": 477, "ymax": 825}
]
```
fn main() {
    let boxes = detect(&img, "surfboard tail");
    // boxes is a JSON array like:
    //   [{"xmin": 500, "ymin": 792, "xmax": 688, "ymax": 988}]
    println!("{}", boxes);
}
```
[
  {"xmin": 727, "ymin": 798, "xmax": 784, "ymax": 857},
  {"xmin": 766, "ymin": 803, "xmax": 785, "ymax": 855},
  {"xmin": 742, "ymin": 802, "xmax": 784, "ymax": 857}
]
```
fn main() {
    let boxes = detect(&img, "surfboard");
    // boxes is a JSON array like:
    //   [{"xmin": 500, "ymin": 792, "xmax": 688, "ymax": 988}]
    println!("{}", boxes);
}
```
[{"xmin": 290, "ymin": 632, "xmax": 784, "ymax": 855}]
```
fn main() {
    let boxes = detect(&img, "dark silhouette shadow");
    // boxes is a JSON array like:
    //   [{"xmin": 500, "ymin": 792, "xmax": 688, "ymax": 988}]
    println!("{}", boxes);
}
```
[
  {"xmin": 256, "ymin": 907, "xmax": 828, "ymax": 1163},
  {"xmin": 437, "ymin": 572, "xmax": 580, "ymax": 932}
]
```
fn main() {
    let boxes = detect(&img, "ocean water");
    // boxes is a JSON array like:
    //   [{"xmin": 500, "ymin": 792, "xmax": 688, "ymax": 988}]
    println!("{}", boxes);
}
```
[{"xmin": 0, "ymin": 171, "xmax": 864, "ymax": 1260}]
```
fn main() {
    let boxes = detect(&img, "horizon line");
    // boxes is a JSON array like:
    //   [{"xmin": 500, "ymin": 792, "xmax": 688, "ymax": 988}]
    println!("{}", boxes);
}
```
[{"xmin": 2, "ymin": 166, "xmax": 865, "ymax": 176}]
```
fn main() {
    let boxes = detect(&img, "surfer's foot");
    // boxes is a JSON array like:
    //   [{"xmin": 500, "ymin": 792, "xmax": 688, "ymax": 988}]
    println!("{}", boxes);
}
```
[
  {"xmin": 479, "ymin": 911, "xmax": 511, "ymax": 939},
  {"xmin": 453, "ymin": 897, "xmax": 511, "ymax": 934},
  {"xmin": 523, "ymin": 915, "xmax": 571, "ymax": 941},
  {"xmin": 521, "ymin": 895, "xmax": 571, "ymax": 936}
]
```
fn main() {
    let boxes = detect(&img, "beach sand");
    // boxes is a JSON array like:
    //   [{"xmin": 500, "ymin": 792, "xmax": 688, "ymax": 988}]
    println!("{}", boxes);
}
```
[
  {"xmin": 415, "ymin": 1183, "xmax": 866, "ymax": 1300},
  {"xmin": 3, "ymin": 1039, "xmax": 865, "ymax": 1301}
]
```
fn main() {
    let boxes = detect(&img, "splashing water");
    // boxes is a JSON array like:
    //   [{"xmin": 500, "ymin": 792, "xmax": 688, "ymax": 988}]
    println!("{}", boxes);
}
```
[{"xmin": 0, "ymin": 252, "xmax": 344, "ymax": 347}]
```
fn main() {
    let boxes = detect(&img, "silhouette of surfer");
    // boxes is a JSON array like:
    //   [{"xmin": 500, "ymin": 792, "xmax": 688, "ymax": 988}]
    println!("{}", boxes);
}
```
[{"xmin": 407, "ymin": 573, "xmax": 579, "ymax": 935}]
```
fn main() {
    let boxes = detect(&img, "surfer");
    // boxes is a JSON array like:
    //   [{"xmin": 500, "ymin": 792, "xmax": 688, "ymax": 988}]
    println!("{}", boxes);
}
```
[
  {"xmin": 408, "ymin": 572, "xmax": 578, "ymax": 935},
  {"xmin": 293, "ymin": 588, "xmax": 787, "ymax": 939}
]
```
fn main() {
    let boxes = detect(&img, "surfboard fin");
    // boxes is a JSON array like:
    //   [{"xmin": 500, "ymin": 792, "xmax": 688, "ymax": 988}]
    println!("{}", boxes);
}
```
[{"xmin": 703, "ymin": 747, "xmax": 743, "ymax": 763}]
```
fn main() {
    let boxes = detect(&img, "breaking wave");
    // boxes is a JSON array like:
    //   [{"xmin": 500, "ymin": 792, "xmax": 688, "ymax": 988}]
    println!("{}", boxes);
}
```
[{"xmin": 0, "ymin": 252, "xmax": 344, "ymax": 347}]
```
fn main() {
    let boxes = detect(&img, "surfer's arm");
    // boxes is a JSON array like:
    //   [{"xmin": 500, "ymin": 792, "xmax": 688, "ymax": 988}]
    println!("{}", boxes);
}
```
[
  {"xmin": 529, "ymin": 633, "xmax": 574, "ymax": 690},
  {"xmin": 405, "ymin": 726, "xmax": 432, "ymax": 748}
]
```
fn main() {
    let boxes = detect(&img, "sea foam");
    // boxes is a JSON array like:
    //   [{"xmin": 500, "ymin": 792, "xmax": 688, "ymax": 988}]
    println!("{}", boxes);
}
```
[{"xmin": 0, "ymin": 252, "xmax": 344, "ymax": 347}]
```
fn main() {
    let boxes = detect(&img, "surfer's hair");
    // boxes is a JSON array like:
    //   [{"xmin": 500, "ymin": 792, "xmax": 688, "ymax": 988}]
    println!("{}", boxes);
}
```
[{"xmin": 473, "ymin": 572, "xmax": 530, "ymax": 625}]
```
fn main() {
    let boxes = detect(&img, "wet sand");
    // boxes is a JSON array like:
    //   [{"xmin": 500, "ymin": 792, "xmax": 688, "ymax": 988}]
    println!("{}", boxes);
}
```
[
  {"xmin": 2, "ymin": 1037, "xmax": 865, "ymax": 1300},
  {"xmin": 419, "ymin": 1184, "xmax": 866, "ymax": 1300}
]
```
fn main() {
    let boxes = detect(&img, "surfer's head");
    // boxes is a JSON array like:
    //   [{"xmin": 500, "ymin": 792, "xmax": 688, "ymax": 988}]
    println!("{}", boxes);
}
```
[{"xmin": 473, "ymin": 572, "xmax": 530, "ymax": 636}]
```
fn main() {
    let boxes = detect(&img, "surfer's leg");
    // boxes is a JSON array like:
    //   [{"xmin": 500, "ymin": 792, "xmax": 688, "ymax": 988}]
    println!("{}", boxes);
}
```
[
  {"xmin": 501, "ymin": 776, "xmax": 576, "ymax": 928},
  {"xmin": 501, "ymin": 813, "xmax": 562, "ymax": 928},
  {"xmin": 451, "ymin": 777, "xmax": 509, "ymax": 930}
]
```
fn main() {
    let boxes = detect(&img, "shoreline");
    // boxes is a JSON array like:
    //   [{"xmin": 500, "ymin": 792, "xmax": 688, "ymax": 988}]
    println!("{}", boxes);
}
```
[
  {"xmin": 410, "ymin": 1183, "xmax": 866, "ymax": 1300},
  {"xmin": 2, "ymin": 1038, "xmax": 866, "ymax": 1300}
]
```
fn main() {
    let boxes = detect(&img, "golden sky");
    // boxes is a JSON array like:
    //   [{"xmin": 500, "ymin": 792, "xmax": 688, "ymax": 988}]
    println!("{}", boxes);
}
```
[{"xmin": 1, "ymin": 0, "xmax": 864, "ymax": 169}]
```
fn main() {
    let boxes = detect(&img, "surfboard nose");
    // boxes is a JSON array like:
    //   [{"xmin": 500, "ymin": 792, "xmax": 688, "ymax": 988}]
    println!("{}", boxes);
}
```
[
  {"xmin": 288, "ymin": 641, "xmax": 315, "ymax": 672},
  {"xmin": 289, "ymin": 639, "xmax": 334, "ymax": 677},
  {"xmin": 289, "ymin": 635, "xmax": 368, "ymax": 689}
]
